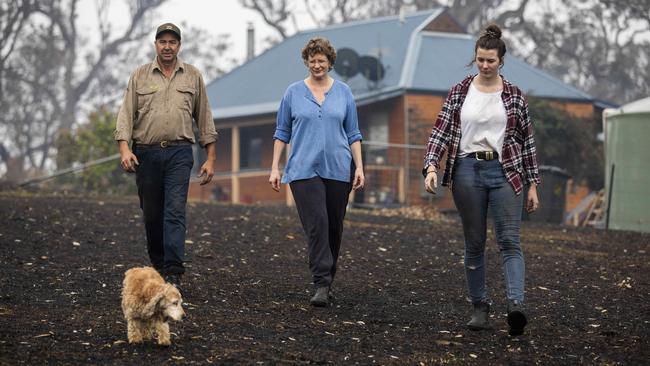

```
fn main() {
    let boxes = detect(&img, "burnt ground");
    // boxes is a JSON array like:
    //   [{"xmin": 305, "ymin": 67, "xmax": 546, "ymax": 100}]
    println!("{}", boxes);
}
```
[{"xmin": 0, "ymin": 193, "xmax": 648, "ymax": 365}]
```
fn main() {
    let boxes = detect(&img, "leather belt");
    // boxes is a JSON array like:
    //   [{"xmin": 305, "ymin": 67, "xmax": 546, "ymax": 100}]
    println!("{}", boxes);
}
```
[
  {"xmin": 466, "ymin": 151, "xmax": 499, "ymax": 160},
  {"xmin": 135, "ymin": 140, "xmax": 192, "ymax": 149}
]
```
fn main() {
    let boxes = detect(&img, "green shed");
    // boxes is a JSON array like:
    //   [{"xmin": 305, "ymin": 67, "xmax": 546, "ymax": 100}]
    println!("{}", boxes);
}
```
[{"xmin": 603, "ymin": 97, "xmax": 650, "ymax": 233}]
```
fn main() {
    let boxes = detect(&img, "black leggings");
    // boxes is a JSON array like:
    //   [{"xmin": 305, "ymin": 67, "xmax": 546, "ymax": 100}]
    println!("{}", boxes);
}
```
[{"xmin": 290, "ymin": 176, "xmax": 352, "ymax": 288}]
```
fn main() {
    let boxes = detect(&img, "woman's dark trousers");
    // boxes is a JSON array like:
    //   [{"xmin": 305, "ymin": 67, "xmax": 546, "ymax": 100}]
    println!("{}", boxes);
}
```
[{"xmin": 290, "ymin": 176, "xmax": 352, "ymax": 288}]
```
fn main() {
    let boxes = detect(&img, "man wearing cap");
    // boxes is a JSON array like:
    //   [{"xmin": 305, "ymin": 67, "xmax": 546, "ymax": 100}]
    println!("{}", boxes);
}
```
[{"xmin": 114, "ymin": 23, "xmax": 218, "ymax": 289}]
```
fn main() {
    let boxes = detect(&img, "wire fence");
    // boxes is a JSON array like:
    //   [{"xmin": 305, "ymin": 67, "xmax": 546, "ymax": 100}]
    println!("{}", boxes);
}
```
[
  {"xmin": 4, "ymin": 140, "xmax": 599, "ymax": 226},
  {"xmin": 354, "ymin": 140, "xmax": 430, "ymax": 207},
  {"xmin": 8, "ymin": 140, "xmax": 449, "ymax": 209}
]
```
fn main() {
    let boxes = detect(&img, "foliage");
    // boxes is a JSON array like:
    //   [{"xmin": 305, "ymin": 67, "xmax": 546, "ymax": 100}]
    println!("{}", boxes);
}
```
[
  {"xmin": 55, "ymin": 109, "xmax": 135, "ymax": 194},
  {"xmin": 0, "ymin": 0, "xmax": 166, "ymax": 181},
  {"xmin": 0, "ymin": 0, "xmax": 235, "ymax": 181},
  {"xmin": 528, "ymin": 97, "xmax": 604, "ymax": 190},
  {"xmin": 507, "ymin": 0, "xmax": 650, "ymax": 106}
]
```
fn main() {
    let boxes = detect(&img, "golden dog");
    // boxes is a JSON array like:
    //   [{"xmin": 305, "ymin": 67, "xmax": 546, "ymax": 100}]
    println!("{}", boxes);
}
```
[{"xmin": 121, "ymin": 267, "xmax": 184, "ymax": 346}]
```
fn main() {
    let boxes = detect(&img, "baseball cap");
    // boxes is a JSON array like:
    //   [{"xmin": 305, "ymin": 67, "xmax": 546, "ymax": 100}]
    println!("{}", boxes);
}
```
[{"xmin": 156, "ymin": 23, "xmax": 181, "ymax": 40}]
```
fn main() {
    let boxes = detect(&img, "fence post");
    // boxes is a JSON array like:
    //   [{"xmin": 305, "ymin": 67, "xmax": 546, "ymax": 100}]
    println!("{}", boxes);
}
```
[{"xmin": 231, "ymin": 126, "xmax": 240, "ymax": 204}]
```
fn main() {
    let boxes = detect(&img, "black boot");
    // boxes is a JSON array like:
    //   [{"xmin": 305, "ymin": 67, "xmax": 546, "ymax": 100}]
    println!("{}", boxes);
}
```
[
  {"xmin": 467, "ymin": 302, "xmax": 493, "ymax": 330},
  {"xmin": 507, "ymin": 300, "xmax": 527, "ymax": 336},
  {"xmin": 310, "ymin": 287, "xmax": 329, "ymax": 307},
  {"xmin": 164, "ymin": 273, "xmax": 182, "ymax": 293}
]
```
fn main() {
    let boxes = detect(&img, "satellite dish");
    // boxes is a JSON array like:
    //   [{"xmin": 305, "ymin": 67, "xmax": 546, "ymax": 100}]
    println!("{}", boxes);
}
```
[
  {"xmin": 359, "ymin": 55, "xmax": 385, "ymax": 82},
  {"xmin": 333, "ymin": 48, "xmax": 359, "ymax": 79}
]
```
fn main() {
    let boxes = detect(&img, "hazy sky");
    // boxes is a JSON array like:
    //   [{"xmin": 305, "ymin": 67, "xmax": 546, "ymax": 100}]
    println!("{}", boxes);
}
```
[{"xmin": 78, "ymin": 0, "xmax": 313, "ymax": 63}]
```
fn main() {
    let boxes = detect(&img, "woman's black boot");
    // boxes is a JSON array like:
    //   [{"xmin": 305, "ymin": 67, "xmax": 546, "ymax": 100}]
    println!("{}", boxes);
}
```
[{"xmin": 467, "ymin": 302, "xmax": 493, "ymax": 330}]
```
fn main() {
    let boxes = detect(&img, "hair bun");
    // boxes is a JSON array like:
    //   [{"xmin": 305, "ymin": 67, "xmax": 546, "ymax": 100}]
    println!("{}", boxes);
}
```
[{"xmin": 483, "ymin": 24, "xmax": 502, "ymax": 39}]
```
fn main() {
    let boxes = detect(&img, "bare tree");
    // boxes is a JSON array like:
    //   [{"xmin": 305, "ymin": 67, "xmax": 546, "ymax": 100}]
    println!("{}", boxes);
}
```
[
  {"xmin": 303, "ymin": 0, "xmax": 369, "ymax": 26},
  {"xmin": 500, "ymin": 0, "xmax": 650, "ymax": 104},
  {"xmin": 239, "ymin": 0, "xmax": 294, "ymax": 40},
  {"xmin": 177, "ymin": 23, "xmax": 238, "ymax": 82},
  {"xmin": 0, "ymin": 0, "xmax": 167, "ymax": 180},
  {"xmin": 0, "ymin": 0, "xmax": 36, "ymax": 180},
  {"xmin": 0, "ymin": 0, "xmax": 34, "ymax": 100},
  {"xmin": 0, "ymin": 0, "xmax": 236, "ymax": 181}
]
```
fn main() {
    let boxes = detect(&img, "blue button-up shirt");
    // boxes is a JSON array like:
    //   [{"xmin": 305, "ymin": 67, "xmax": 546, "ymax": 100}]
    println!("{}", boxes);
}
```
[{"xmin": 273, "ymin": 80, "xmax": 362, "ymax": 184}]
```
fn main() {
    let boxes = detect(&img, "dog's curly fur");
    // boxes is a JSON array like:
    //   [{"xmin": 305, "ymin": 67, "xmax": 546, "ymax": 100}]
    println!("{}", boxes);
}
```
[{"xmin": 121, "ymin": 266, "xmax": 184, "ymax": 346}]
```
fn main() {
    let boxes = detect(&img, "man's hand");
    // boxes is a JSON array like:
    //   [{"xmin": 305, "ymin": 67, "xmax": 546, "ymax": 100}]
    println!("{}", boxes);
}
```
[
  {"xmin": 198, "ymin": 159, "xmax": 215, "ymax": 185},
  {"xmin": 424, "ymin": 169, "xmax": 437, "ymax": 194},
  {"xmin": 120, "ymin": 150, "xmax": 139, "ymax": 173}
]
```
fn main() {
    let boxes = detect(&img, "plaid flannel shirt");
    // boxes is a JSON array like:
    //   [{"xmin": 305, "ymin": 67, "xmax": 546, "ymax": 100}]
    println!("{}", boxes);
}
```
[{"xmin": 422, "ymin": 75, "xmax": 540, "ymax": 195}]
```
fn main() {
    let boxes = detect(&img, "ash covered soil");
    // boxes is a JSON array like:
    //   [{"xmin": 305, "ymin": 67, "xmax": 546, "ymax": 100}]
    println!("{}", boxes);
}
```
[{"xmin": 0, "ymin": 194, "xmax": 648, "ymax": 365}]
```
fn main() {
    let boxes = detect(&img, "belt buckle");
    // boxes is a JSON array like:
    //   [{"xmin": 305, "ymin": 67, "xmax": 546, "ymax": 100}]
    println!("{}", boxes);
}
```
[
  {"xmin": 486, "ymin": 151, "xmax": 493, "ymax": 160},
  {"xmin": 160, "ymin": 141, "xmax": 169, "ymax": 148},
  {"xmin": 475, "ymin": 152, "xmax": 484, "ymax": 161}
]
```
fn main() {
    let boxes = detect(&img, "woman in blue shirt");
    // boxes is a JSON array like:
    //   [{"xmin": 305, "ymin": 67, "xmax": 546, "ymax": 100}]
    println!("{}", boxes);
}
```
[{"xmin": 269, "ymin": 37, "xmax": 365, "ymax": 307}]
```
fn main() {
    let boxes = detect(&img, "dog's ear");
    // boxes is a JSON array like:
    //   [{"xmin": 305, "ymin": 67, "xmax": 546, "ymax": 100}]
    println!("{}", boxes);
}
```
[
  {"xmin": 141, "ymin": 291, "xmax": 164, "ymax": 318},
  {"xmin": 141, "ymin": 284, "xmax": 170, "ymax": 318}
]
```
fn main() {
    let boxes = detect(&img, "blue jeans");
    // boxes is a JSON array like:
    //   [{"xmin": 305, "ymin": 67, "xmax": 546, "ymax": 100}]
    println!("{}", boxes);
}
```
[
  {"xmin": 134, "ymin": 145, "xmax": 193, "ymax": 275},
  {"xmin": 452, "ymin": 157, "xmax": 525, "ymax": 304}
]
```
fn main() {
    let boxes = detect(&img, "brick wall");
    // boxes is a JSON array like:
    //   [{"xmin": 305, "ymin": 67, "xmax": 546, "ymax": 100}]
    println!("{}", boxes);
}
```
[
  {"xmin": 188, "ymin": 174, "xmax": 287, "ymax": 204},
  {"xmin": 549, "ymin": 101, "xmax": 594, "ymax": 118},
  {"xmin": 422, "ymin": 11, "xmax": 465, "ymax": 33},
  {"xmin": 404, "ymin": 93, "xmax": 456, "ymax": 208},
  {"xmin": 215, "ymin": 129, "xmax": 232, "ymax": 172},
  {"xmin": 239, "ymin": 175, "xmax": 287, "ymax": 204},
  {"xmin": 188, "ymin": 178, "xmax": 230, "ymax": 202}
]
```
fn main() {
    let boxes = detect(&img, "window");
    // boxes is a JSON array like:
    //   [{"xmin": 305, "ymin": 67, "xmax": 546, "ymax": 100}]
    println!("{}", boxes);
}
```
[
  {"xmin": 363, "ymin": 111, "xmax": 388, "ymax": 165},
  {"xmin": 242, "ymin": 136, "xmax": 262, "ymax": 169},
  {"xmin": 240, "ymin": 125, "xmax": 274, "ymax": 170}
]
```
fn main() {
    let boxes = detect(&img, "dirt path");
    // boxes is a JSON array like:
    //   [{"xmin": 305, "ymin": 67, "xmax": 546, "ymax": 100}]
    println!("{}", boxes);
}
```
[{"xmin": 1, "ymin": 194, "xmax": 648, "ymax": 364}]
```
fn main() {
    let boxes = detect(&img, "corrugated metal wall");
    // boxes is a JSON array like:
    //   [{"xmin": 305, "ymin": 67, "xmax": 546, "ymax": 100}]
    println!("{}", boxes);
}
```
[{"xmin": 604, "ymin": 109, "xmax": 650, "ymax": 233}]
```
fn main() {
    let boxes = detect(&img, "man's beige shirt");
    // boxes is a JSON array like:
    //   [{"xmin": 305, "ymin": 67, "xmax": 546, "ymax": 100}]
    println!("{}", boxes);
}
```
[{"xmin": 114, "ymin": 57, "xmax": 218, "ymax": 147}]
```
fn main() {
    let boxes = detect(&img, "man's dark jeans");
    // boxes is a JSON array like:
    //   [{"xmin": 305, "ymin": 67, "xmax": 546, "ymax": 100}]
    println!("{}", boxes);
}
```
[{"xmin": 134, "ymin": 144, "xmax": 193, "ymax": 275}]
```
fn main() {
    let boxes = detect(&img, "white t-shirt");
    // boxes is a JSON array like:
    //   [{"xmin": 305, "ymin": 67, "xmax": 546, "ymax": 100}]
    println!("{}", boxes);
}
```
[{"xmin": 459, "ymin": 83, "xmax": 507, "ymax": 161}]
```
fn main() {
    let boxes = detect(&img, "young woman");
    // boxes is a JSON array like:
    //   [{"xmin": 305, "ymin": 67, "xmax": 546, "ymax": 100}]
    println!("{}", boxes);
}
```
[{"xmin": 423, "ymin": 24, "xmax": 540, "ymax": 336}]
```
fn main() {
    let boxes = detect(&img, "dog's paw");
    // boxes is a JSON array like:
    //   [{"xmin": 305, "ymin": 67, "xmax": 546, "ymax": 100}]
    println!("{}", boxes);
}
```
[
  {"xmin": 128, "ymin": 336, "xmax": 143, "ymax": 344},
  {"xmin": 157, "ymin": 338, "xmax": 171, "ymax": 347},
  {"xmin": 142, "ymin": 329, "xmax": 154, "ymax": 340}
]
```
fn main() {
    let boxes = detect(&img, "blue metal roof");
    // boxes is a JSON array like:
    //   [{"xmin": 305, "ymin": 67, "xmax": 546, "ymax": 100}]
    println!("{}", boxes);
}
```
[
  {"xmin": 207, "ymin": 9, "xmax": 439, "ymax": 118},
  {"xmin": 207, "ymin": 9, "xmax": 592, "ymax": 119}
]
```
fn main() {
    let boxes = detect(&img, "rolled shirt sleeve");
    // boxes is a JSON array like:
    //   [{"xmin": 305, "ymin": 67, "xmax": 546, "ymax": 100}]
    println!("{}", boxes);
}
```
[
  {"xmin": 114, "ymin": 74, "xmax": 136, "ymax": 142},
  {"xmin": 343, "ymin": 86, "xmax": 362, "ymax": 145},
  {"xmin": 194, "ymin": 74, "xmax": 219, "ymax": 147},
  {"xmin": 273, "ymin": 88, "xmax": 293, "ymax": 143},
  {"xmin": 520, "ymin": 97, "xmax": 541, "ymax": 185}
]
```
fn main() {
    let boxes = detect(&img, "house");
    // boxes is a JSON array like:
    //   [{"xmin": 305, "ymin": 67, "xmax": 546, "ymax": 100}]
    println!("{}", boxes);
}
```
[{"xmin": 191, "ymin": 7, "xmax": 596, "ymax": 210}]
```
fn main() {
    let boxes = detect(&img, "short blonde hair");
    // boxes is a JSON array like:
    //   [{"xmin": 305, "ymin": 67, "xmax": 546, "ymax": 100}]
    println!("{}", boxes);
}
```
[{"xmin": 301, "ymin": 37, "xmax": 337, "ymax": 70}]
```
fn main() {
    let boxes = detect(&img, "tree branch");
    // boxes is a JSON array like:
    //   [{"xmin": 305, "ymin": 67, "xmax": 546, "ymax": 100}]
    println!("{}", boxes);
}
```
[
  {"xmin": 240, "ymin": 0, "xmax": 289, "ymax": 39},
  {"xmin": 69, "ymin": 0, "xmax": 166, "ymax": 126}
]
